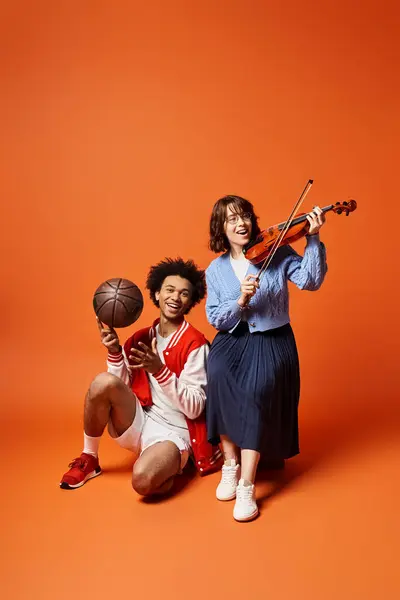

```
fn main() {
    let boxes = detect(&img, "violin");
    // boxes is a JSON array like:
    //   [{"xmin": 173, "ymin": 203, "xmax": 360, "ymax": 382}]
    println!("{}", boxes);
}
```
[
  {"xmin": 238, "ymin": 180, "xmax": 357, "ymax": 308},
  {"xmin": 244, "ymin": 198, "xmax": 357, "ymax": 265}
]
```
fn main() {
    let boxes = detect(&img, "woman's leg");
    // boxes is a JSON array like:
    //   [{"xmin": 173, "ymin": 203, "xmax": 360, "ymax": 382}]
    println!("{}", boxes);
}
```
[
  {"xmin": 220, "ymin": 434, "xmax": 239, "ymax": 463},
  {"xmin": 216, "ymin": 435, "xmax": 240, "ymax": 502},
  {"xmin": 240, "ymin": 449, "xmax": 260, "ymax": 483}
]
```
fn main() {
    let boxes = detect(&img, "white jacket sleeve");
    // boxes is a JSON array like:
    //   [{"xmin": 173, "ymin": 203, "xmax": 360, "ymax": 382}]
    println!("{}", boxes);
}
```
[
  {"xmin": 106, "ymin": 347, "xmax": 132, "ymax": 386},
  {"xmin": 152, "ymin": 344, "xmax": 209, "ymax": 420}
]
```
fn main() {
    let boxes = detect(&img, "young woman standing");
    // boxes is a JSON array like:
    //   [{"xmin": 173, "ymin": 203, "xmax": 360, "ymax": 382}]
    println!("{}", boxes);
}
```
[{"xmin": 205, "ymin": 195, "xmax": 327, "ymax": 521}]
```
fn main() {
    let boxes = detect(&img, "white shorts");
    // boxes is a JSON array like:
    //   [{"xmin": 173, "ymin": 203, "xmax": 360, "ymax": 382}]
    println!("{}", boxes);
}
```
[{"xmin": 108, "ymin": 396, "xmax": 190, "ymax": 472}]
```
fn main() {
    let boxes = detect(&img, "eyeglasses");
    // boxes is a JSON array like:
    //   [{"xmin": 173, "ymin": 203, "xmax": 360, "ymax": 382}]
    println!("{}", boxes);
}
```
[{"xmin": 226, "ymin": 212, "xmax": 252, "ymax": 225}]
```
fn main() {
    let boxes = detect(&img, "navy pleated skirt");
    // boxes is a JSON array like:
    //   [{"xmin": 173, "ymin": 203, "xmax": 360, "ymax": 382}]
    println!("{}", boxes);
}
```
[{"xmin": 206, "ymin": 322, "xmax": 300, "ymax": 460}]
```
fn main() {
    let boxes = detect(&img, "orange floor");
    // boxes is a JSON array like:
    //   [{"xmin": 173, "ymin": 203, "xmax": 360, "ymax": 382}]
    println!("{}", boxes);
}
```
[{"xmin": 2, "ymin": 390, "xmax": 400, "ymax": 600}]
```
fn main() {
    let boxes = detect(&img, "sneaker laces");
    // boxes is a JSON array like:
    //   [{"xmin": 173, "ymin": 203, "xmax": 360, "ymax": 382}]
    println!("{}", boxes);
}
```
[
  {"xmin": 221, "ymin": 465, "xmax": 237, "ymax": 485},
  {"xmin": 68, "ymin": 457, "xmax": 88, "ymax": 470},
  {"xmin": 237, "ymin": 484, "xmax": 254, "ymax": 502}
]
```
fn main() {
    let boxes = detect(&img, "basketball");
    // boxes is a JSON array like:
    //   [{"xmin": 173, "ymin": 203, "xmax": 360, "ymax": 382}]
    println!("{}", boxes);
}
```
[{"xmin": 93, "ymin": 278, "xmax": 144, "ymax": 328}]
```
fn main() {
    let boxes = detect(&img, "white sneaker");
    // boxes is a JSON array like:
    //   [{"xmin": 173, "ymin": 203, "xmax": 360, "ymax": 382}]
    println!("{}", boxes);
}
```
[
  {"xmin": 233, "ymin": 479, "xmax": 259, "ymax": 522},
  {"xmin": 216, "ymin": 460, "xmax": 240, "ymax": 501}
]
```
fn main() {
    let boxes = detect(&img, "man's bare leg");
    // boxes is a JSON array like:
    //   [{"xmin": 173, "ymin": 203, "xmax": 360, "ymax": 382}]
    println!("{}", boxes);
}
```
[
  {"xmin": 84, "ymin": 372, "xmax": 137, "ymax": 438},
  {"xmin": 60, "ymin": 372, "xmax": 138, "ymax": 489},
  {"xmin": 131, "ymin": 441, "xmax": 182, "ymax": 496}
]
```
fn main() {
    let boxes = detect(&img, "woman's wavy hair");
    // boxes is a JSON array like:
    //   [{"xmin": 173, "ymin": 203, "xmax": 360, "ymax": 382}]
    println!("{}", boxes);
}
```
[{"xmin": 209, "ymin": 195, "xmax": 261, "ymax": 253}]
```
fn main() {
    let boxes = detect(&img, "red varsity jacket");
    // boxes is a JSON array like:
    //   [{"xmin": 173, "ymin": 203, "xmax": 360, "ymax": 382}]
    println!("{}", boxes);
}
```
[{"xmin": 109, "ymin": 319, "xmax": 222, "ymax": 476}]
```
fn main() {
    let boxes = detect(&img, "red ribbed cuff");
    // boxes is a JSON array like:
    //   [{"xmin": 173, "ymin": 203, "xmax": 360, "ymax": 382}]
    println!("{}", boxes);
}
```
[
  {"xmin": 153, "ymin": 365, "xmax": 173, "ymax": 385},
  {"xmin": 107, "ymin": 351, "xmax": 123, "ymax": 364}
]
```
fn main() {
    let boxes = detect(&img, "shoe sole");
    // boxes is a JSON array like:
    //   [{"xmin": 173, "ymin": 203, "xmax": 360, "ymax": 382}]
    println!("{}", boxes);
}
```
[
  {"xmin": 216, "ymin": 491, "xmax": 237, "ymax": 501},
  {"xmin": 60, "ymin": 467, "xmax": 102, "ymax": 490},
  {"xmin": 233, "ymin": 508, "xmax": 259, "ymax": 522}
]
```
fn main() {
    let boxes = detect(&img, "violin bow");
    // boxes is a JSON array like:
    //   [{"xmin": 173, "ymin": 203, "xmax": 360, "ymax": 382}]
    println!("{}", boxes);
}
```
[{"xmin": 255, "ymin": 179, "xmax": 314, "ymax": 284}]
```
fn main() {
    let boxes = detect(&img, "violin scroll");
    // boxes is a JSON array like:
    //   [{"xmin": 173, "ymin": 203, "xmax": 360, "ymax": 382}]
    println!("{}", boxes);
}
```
[{"xmin": 332, "ymin": 199, "xmax": 357, "ymax": 216}]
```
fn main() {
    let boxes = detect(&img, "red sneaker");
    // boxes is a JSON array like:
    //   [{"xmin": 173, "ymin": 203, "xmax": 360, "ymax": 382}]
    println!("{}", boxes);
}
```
[{"xmin": 60, "ymin": 453, "xmax": 102, "ymax": 490}]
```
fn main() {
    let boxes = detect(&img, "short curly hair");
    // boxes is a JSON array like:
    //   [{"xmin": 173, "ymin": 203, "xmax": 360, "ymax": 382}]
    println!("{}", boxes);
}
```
[
  {"xmin": 146, "ymin": 257, "xmax": 206, "ymax": 312},
  {"xmin": 209, "ymin": 195, "xmax": 261, "ymax": 253}
]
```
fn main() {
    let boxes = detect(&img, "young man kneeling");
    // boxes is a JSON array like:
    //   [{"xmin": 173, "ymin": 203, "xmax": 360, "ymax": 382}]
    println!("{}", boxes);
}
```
[{"xmin": 60, "ymin": 258, "xmax": 222, "ymax": 496}]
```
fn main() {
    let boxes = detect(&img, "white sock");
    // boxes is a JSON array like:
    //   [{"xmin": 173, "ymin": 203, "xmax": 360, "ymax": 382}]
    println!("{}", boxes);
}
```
[
  {"xmin": 83, "ymin": 433, "xmax": 101, "ymax": 457},
  {"xmin": 224, "ymin": 458, "xmax": 237, "ymax": 467}
]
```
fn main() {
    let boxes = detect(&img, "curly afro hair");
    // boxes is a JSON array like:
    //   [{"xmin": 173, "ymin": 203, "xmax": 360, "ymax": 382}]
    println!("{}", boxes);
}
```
[{"xmin": 146, "ymin": 257, "xmax": 206, "ymax": 312}]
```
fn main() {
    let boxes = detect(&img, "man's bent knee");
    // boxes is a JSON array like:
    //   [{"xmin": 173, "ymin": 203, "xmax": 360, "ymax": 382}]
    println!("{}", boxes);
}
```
[
  {"xmin": 131, "ymin": 469, "xmax": 156, "ymax": 497},
  {"xmin": 89, "ymin": 372, "xmax": 123, "ymax": 398},
  {"xmin": 131, "ymin": 444, "xmax": 181, "ymax": 496}
]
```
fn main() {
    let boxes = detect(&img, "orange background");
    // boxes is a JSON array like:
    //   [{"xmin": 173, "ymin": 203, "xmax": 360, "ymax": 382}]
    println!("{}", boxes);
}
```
[{"xmin": 1, "ymin": 1, "xmax": 399, "ymax": 599}]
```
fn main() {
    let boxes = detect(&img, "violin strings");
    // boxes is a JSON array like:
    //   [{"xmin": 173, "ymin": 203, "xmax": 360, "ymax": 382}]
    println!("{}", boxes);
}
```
[
  {"xmin": 256, "ymin": 180, "xmax": 313, "ymax": 283},
  {"xmin": 257, "ymin": 195, "xmax": 306, "ymax": 282}
]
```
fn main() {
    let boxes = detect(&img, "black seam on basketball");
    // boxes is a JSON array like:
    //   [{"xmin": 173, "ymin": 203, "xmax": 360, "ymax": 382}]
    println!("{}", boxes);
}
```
[
  {"xmin": 116, "ymin": 292, "xmax": 142, "ymax": 301},
  {"xmin": 104, "ymin": 280, "xmax": 120, "ymax": 290},
  {"xmin": 117, "ymin": 297, "xmax": 136, "ymax": 315},
  {"xmin": 95, "ymin": 297, "xmax": 115, "ymax": 314},
  {"xmin": 111, "ymin": 279, "xmax": 122, "ymax": 327}
]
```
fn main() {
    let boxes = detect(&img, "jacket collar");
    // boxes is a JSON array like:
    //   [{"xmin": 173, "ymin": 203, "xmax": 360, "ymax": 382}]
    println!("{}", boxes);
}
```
[{"xmin": 149, "ymin": 318, "xmax": 189, "ymax": 351}]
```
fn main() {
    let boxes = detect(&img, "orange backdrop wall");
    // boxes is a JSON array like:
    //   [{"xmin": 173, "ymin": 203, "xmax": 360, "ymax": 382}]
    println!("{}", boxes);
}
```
[{"xmin": 1, "ymin": 0, "xmax": 398, "ymax": 429}]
